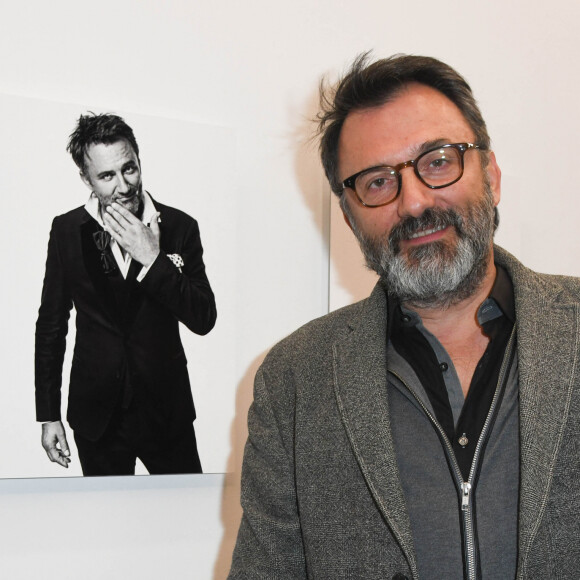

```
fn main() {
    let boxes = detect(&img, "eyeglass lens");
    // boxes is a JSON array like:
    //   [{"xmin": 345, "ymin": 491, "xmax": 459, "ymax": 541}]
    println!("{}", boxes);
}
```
[{"xmin": 355, "ymin": 146, "xmax": 464, "ymax": 206}]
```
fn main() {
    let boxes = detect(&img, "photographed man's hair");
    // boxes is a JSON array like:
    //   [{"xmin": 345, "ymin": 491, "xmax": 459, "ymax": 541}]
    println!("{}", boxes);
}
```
[
  {"xmin": 67, "ymin": 112, "xmax": 140, "ymax": 173},
  {"xmin": 317, "ymin": 52, "xmax": 491, "ymax": 195}
]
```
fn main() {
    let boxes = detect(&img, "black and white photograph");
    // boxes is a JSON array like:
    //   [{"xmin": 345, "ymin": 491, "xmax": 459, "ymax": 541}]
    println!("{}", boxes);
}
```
[{"xmin": 1, "ymin": 97, "xmax": 236, "ymax": 479}]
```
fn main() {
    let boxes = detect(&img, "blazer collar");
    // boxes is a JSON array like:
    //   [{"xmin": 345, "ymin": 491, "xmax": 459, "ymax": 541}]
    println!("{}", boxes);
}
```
[{"xmin": 495, "ymin": 246, "xmax": 580, "ymax": 572}]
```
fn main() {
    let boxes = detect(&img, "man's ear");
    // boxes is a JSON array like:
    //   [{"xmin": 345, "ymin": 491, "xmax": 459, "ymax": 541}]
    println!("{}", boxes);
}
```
[
  {"xmin": 486, "ymin": 152, "xmax": 501, "ymax": 207},
  {"xmin": 342, "ymin": 208, "xmax": 353, "ymax": 231},
  {"xmin": 80, "ymin": 170, "xmax": 92, "ymax": 191}
]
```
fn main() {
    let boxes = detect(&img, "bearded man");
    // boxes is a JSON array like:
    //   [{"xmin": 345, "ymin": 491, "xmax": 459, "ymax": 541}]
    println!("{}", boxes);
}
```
[
  {"xmin": 229, "ymin": 54, "xmax": 580, "ymax": 580},
  {"xmin": 35, "ymin": 113, "xmax": 216, "ymax": 476}
]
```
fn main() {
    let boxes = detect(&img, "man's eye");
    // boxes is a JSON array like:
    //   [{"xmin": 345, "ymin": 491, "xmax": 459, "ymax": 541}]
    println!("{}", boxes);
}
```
[
  {"xmin": 364, "ymin": 173, "xmax": 396, "ymax": 191},
  {"xmin": 370, "ymin": 178, "xmax": 385, "ymax": 188},
  {"xmin": 430, "ymin": 158, "xmax": 447, "ymax": 168},
  {"xmin": 420, "ymin": 150, "xmax": 460, "ymax": 175},
  {"xmin": 124, "ymin": 166, "xmax": 137, "ymax": 174},
  {"xmin": 101, "ymin": 174, "xmax": 113, "ymax": 181}
]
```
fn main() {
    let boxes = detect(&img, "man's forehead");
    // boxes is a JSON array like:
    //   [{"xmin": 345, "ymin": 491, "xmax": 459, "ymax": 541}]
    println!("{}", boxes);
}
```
[
  {"xmin": 345, "ymin": 85, "xmax": 470, "ymax": 136},
  {"xmin": 83, "ymin": 139, "xmax": 138, "ymax": 167},
  {"xmin": 338, "ymin": 84, "xmax": 475, "ymax": 172}
]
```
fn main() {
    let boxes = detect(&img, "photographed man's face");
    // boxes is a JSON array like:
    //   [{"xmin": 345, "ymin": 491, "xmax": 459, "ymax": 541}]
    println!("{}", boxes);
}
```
[
  {"xmin": 80, "ymin": 138, "xmax": 142, "ymax": 216},
  {"xmin": 336, "ymin": 83, "xmax": 502, "ymax": 307}
]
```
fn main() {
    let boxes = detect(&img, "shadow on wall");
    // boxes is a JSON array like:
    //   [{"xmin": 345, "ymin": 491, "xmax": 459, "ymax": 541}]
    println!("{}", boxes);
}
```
[
  {"xmin": 293, "ymin": 84, "xmax": 378, "ymax": 310},
  {"xmin": 213, "ymin": 350, "xmax": 269, "ymax": 580}
]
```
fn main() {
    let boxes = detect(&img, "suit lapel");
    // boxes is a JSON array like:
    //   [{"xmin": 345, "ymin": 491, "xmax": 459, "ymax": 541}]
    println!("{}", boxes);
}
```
[
  {"xmin": 80, "ymin": 214, "xmax": 121, "ymax": 323},
  {"xmin": 333, "ymin": 283, "xmax": 417, "ymax": 574},
  {"xmin": 496, "ymin": 248, "xmax": 580, "ymax": 572}
]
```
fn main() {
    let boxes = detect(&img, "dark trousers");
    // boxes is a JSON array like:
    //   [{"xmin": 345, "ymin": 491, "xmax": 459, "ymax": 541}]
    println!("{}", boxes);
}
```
[{"xmin": 74, "ymin": 406, "xmax": 202, "ymax": 476}]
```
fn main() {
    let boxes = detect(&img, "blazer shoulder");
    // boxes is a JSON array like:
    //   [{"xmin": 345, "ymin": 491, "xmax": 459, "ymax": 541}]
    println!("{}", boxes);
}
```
[
  {"xmin": 152, "ymin": 199, "xmax": 199, "ymax": 228},
  {"xmin": 53, "ymin": 205, "xmax": 88, "ymax": 222},
  {"xmin": 47, "ymin": 205, "xmax": 91, "ymax": 234},
  {"xmin": 534, "ymin": 271, "xmax": 580, "ymax": 301}
]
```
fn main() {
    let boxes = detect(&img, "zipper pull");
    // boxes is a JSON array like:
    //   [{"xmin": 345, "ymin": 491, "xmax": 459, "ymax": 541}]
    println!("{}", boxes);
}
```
[{"xmin": 461, "ymin": 482, "xmax": 472, "ymax": 511}]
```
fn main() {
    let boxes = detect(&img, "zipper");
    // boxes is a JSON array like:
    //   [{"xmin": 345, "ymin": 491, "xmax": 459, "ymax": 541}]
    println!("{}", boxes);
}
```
[
  {"xmin": 389, "ymin": 326, "xmax": 516, "ymax": 580},
  {"xmin": 461, "ymin": 482, "xmax": 472, "ymax": 509}
]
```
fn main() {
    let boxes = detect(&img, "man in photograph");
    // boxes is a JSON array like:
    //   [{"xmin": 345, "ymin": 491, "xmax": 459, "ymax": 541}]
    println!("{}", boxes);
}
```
[
  {"xmin": 229, "ymin": 54, "xmax": 580, "ymax": 578},
  {"xmin": 35, "ymin": 112, "xmax": 217, "ymax": 476}
]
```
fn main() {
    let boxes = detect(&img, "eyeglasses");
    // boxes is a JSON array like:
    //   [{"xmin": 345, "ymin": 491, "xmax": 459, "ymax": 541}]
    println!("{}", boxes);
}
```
[{"xmin": 341, "ymin": 142, "xmax": 484, "ymax": 208}]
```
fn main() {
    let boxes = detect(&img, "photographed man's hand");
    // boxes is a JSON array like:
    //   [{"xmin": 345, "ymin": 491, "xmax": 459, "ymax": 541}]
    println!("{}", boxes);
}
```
[
  {"xmin": 41, "ymin": 421, "xmax": 71, "ymax": 468},
  {"xmin": 103, "ymin": 202, "xmax": 161, "ymax": 267}
]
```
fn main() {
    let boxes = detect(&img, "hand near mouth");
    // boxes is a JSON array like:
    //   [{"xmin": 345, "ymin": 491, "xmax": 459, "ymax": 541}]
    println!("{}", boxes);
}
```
[{"xmin": 103, "ymin": 202, "xmax": 161, "ymax": 267}]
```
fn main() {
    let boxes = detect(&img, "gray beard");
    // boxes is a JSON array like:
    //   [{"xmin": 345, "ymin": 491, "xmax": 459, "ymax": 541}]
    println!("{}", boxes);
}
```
[{"xmin": 346, "ymin": 185, "xmax": 496, "ymax": 309}]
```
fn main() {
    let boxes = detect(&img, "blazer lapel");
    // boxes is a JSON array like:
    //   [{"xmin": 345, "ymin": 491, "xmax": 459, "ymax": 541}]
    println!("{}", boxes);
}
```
[
  {"xmin": 80, "ymin": 213, "xmax": 121, "ymax": 324},
  {"xmin": 333, "ymin": 283, "xmax": 417, "ymax": 575},
  {"xmin": 496, "ymin": 248, "xmax": 580, "ymax": 573}
]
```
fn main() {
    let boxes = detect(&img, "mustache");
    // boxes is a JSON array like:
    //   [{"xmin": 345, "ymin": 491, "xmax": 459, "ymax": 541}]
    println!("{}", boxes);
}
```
[
  {"xmin": 120, "ymin": 189, "xmax": 138, "ymax": 199},
  {"xmin": 389, "ymin": 208, "xmax": 462, "ymax": 252},
  {"xmin": 115, "ymin": 187, "xmax": 140, "ymax": 202}
]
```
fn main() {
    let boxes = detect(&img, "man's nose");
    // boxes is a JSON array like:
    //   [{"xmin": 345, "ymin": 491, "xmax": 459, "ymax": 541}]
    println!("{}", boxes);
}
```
[
  {"xmin": 396, "ymin": 168, "xmax": 436, "ymax": 219},
  {"xmin": 115, "ymin": 174, "xmax": 130, "ymax": 195}
]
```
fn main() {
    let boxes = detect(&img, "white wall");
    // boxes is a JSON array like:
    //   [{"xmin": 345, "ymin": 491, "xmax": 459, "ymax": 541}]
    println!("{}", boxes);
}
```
[{"xmin": 1, "ymin": 1, "xmax": 580, "ymax": 578}]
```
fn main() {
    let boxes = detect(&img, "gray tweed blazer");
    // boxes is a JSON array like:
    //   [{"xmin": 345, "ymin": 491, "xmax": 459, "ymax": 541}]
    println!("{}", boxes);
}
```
[{"xmin": 229, "ymin": 246, "xmax": 580, "ymax": 579}]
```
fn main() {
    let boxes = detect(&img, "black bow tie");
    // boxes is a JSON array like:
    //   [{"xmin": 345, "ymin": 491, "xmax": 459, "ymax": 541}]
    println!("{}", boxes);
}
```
[{"xmin": 93, "ymin": 230, "xmax": 117, "ymax": 274}]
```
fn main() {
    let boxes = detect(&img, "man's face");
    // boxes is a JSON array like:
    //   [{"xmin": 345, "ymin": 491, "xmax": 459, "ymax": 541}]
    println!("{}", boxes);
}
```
[
  {"xmin": 337, "ymin": 83, "xmax": 501, "ymax": 308},
  {"xmin": 80, "ymin": 139, "xmax": 142, "ymax": 216}
]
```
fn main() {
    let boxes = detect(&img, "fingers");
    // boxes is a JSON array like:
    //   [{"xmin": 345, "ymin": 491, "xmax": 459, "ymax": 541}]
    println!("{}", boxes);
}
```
[
  {"xmin": 51, "ymin": 451, "xmax": 71, "ymax": 468},
  {"xmin": 103, "ymin": 202, "xmax": 148, "ymax": 236},
  {"xmin": 102, "ymin": 213, "xmax": 125, "ymax": 245},
  {"xmin": 106, "ymin": 202, "xmax": 138, "ymax": 224},
  {"xmin": 102, "ymin": 204, "xmax": 139, "ymax": 246},
  {"xmin": 45, "ymin": 444, "xmax": 70, "ymax": 467},
  {"xmin": 101, "ymin": 203, "xmax": 161, "ymax": 266},
  {"xmin": 104, "ymin": 203, "xmax": 159, "ymax": 233},
  {"xmin": 103, "ymin": 203, "xmax": 133, "ymax": 234},
  {"xmin": 102, "ymin": 212, "xmax": 118, "ymax": 236},
  {"xmin": 48, "ymin": 444, "xmax": 71, "ymax": 468},
  {"xmin": 57, "ymin": 429, "xmax": 71, "ymax": 459},
  {"xmin": 41, "ymin": 422, "xmax": 71, "ymax": 468}
]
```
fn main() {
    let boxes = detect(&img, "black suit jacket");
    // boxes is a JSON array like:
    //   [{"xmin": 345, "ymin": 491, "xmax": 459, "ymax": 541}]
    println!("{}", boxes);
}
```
[{"xmin": 35, "ymin": 197, "xmax": 217, "ymax": 441}]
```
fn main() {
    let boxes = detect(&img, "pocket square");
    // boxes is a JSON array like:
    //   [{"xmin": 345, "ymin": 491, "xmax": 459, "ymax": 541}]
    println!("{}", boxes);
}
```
[{"xmin": 167, "ymin": 253, "xmax": 184, "ymax": 273}]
